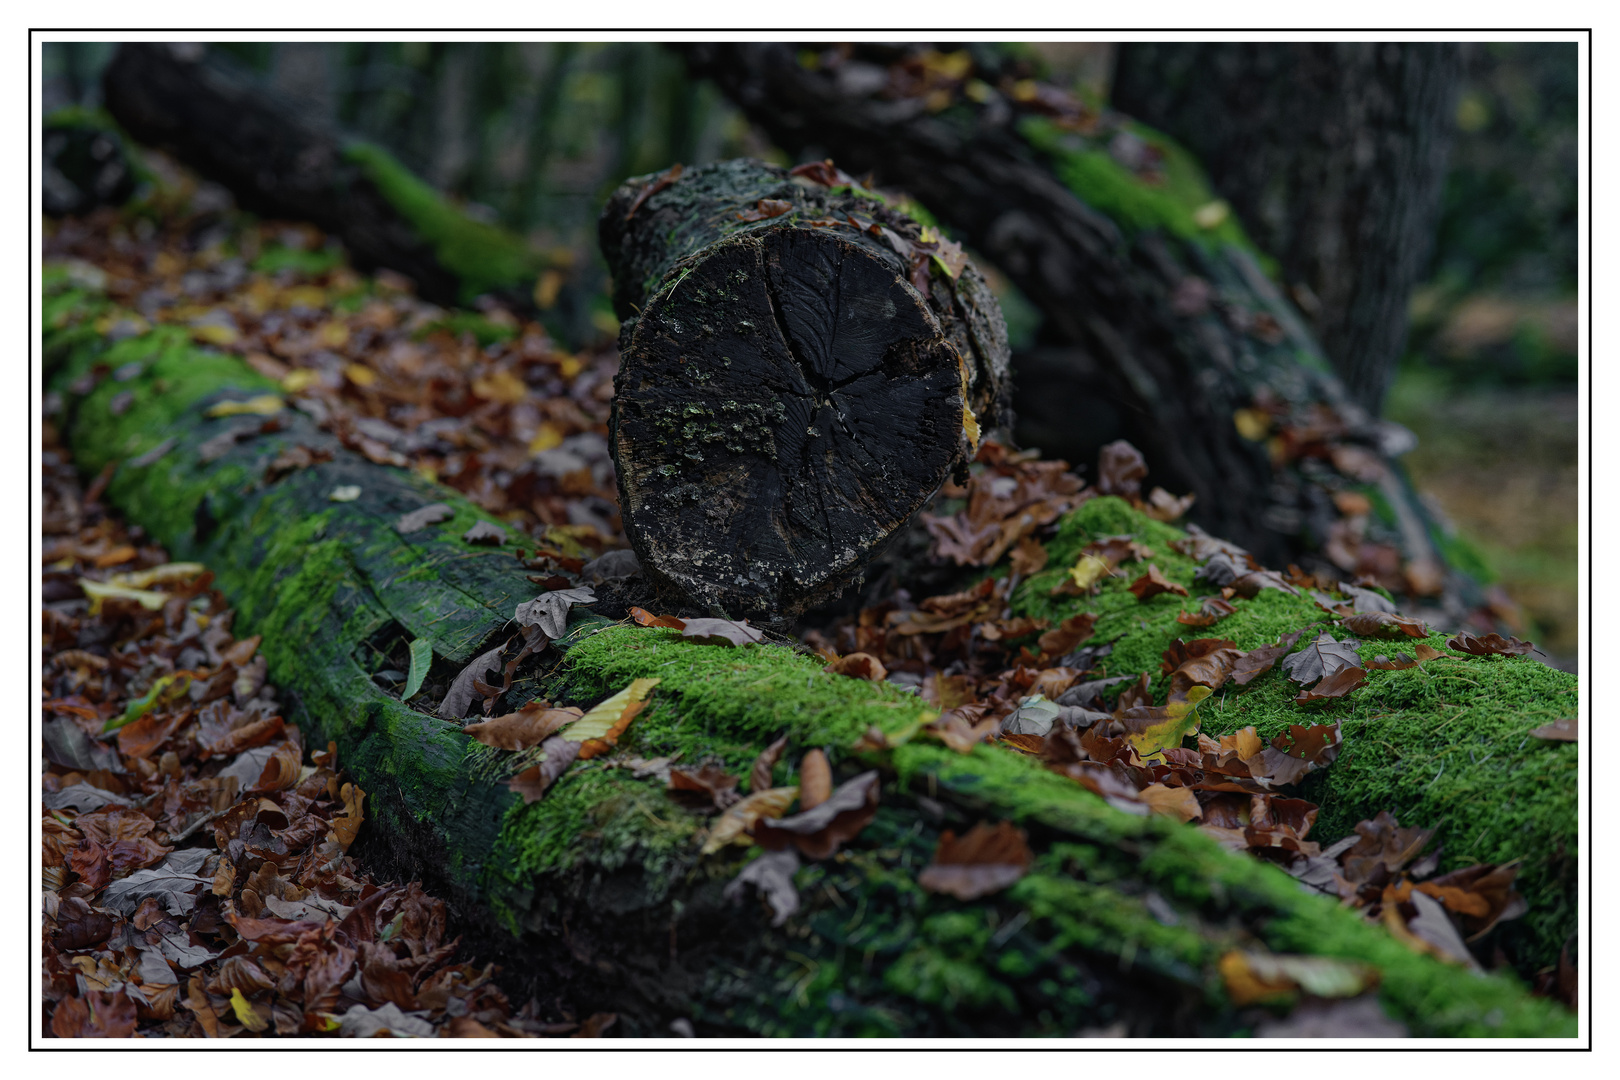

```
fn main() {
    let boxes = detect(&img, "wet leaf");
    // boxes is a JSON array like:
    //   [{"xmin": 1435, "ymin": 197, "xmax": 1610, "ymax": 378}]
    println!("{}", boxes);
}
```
[
  {"xmin": 1127, "ymin": 564, "xmax": 1189, "ymax": 601},
  {"xmin": 1447, "ymin": 630, "xmax": 1536, "ymax": 656},
  {"xmin": 917, "ymin": 821, "xmax": 1033, "ymax": 900},
  {"xmin": 723, "ymin": 849, "xmax": 800, "ymax": 926},
  {"xmin": 701, "ymin": 786, "xmax": 799, "ymax": 854},
  {"xmin": 797, "ymin": 749, "xmax": 832, "ymax": 810},
  {"xmin": 463, "ymin": 700, "xmax": 582, "ymax": 751},
  {"xmin": 826, "ymin": 652, "xmax": 887, "ymax": 681},
  {"xmin": 1161, "ymin": 637, "xmax": 1242, "ymax": 702},
  {"xmin": 754, "ymin": 770, "xmax": 880, "ymax": 859},
  {"xmin": 559, "ymin": 678, "xmax": 659, "ymax": 758},
  {"xmin": 680, "ymin": 617, "xmax": 766, "ymax": 647},
  {"xmin": 1339, "ymin": 611, "xmax": 1428, "ymax": 639},
  {"xmin": 751, "ymin": 735, "xmax": 788, "ymax": 793},
  {"xmin": 401, "ymin": 638, "xmax": 432, "ymax": 699}
]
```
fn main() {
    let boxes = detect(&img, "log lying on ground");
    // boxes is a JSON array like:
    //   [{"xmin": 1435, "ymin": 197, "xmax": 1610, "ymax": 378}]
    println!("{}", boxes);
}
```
[
  {"xmin": 44, "ymin": 266, "xmax": 1574, "ymax": 1037},
  {"xmin": 679, "ymin": 44, "xmax": 1481, "ymax": 619},
  {"xmin": 600, "ymin": 159, "xmax": 1010, "ymax": 622},
  {"xmin": 100, "ymin": 43, "xmax": 563, "ymax": 313}
]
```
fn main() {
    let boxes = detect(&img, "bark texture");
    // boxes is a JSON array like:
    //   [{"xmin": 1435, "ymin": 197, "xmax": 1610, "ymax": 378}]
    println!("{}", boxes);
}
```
[
  {"xmin": 43, "ymin": 272, "xmax": 1573, "ymax": 1037},
  {"xmin": 100, "ymin": 43, "xmax": 549, "ymax": 311},
  {"xmin": 677, "ymin": 43, "xmax": 1474, "ymax": 615},
  {"xmin": 1112, "ymin": 42, "xmax": 1462, "ymax": 412},
  {"xmin": 600, "ymin": 159, "xmax": 1009, "ymax": 622}
]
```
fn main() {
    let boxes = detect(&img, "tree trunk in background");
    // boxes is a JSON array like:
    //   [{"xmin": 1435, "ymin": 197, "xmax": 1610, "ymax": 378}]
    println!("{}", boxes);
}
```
[
  {"xmin": 599, "ymin": 159, "xmax": 1009, "ymax": 622},
  {"xmin": 1112, "ymin": 43, "xmax": 1462, "ymax": 413},
  {"xmin": 679, "ymin": 43, "xmax": 1476, "ymax": 614}
]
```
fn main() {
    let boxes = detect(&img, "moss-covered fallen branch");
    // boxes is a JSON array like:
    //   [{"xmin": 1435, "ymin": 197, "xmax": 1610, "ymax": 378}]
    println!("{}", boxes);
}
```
[{"xmin": 43, "ymin": 267, "xmax": 1575, "ymax": 1037}]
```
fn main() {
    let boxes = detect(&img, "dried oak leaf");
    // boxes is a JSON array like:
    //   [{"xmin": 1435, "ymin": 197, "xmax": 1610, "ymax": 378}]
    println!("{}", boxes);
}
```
[
  {"xmin": 826, "ymin": 652, "xmax": 887, "ymax": 681},
  {"xmin": 668, "ymin": 764, "xmax": 741, "ymax": 812},
  {"xmin": 1143, "ymin": 487, "xmax": 1195, "ymax": 522},
  {"xmin": 751, "ymin": 734, "xmax": 789, "ymax": 793},
  {"xmin": 1340, "ymin": 811, "xmax": 1435, "ymax": 885},
  {"xmin": 917, "ymin": 821, "xmax": 1034, "ymax": 900},
  {"xmin": 701, "ymin": 786, "xmax": 799, "ymax": 854},
  {"xmin": 754, "ymin": 770, "xmax": 881, "ymax": 859},
  {"xmin": 1009, "ymin": 536, "xmax": 1049, "ymax": 578},
  {"xmin": 1339, "ymin": 611, "xmax": 1428, "ymax": 639},
  {"xmin": 1161, "ymin": 637, "xmax": 1242, "ymax": 702},
  {"xmin": 1419, "ymin": 860, "xmax": 1527, "ymax": 940},
  {"xmin": 507, "ymin": 736, "xmax": 580, "ymax": 804},
  {"xmin": 1177, "ymin": 596, "xmax": 1236, "ymax": 628},
  {"xmin": 1097, "ymin": 439, "xmax": 1147, "ymax": 498},
  {"xmin": 1366, "ymin": 644, "xmax": 1444, "ymax": 670},
  {"xmin": 1231, "ymin": 628, "xmax": 1311, "ymax": 686},
  {"xmin": 1128, "ymin": 564, "xmax": 1190, "ymax": 601},
  {"xmin": 559, "ymin": 678, "xmax": 659, "ymax": 758},
  {"xmin": 437, "ymin": 644, "xmax": 508, "ymax": 720},
  {"xmin": 51, "ymin": 990, "xmax": 138, "ymax": 1038},
  {"xmin": 680, "ymin": 617, "xmax": 766, "ymax": 647},
  {"xmin": 395, "ymin": 502, "xmax": 453, "ymax": 534},
  {"xmin": 1281, "ymin": 632, "xmax": 1362, "ymax": 685},
  {"xmin": 514, "ymin": 585, "xmax": 597, "ymax": 640},
  {"xmin": 1170, "ymin": 524, "xmax": 1250, "ymax": 563},
  {"xmin": 1295, "ymin": 665, "xmax": 1368, "ymax": 704},
  {"xmin": 462, "ymin": 700, "xmax": 582, "ymax": 751},
  {"xmin": 1446, "ymin": 630, "xmax": 1536, "ymax": 657},
  {"xmin": 1038, "ymin": 613, "xmax": 1097, "ymax": 658},
  {"xmin": 797, "ymin": 749, "xmax": 832, "ymax": 811}
]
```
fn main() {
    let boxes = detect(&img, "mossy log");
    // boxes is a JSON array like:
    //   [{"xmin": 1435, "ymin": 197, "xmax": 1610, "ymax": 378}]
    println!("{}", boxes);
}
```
[
  {"xmin": 100, "ymin": 43, "xmax": 556, "ymax": 311},
  {"xmin": 43, "ymin": 269, "xmax": 1575, "ymax": 1037},
  {"xmin": 679, "ymin": 44, "xmax": 1476, "ymax": 608},
  {"xmin": 599, "ymin": 159, "xmax": 1010, "ymax": 622}
]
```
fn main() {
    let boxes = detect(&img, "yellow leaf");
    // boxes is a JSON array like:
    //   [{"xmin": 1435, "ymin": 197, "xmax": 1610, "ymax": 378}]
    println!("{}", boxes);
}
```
[
  {"xmin": 281, "ymin": 368, "xmax": 320, "ymax": 393},
  {"xmin": 1193, "ymin": 200, "xmax": 1230, "ymax": 230},
  {"xmin": 1138, "ymin": 783, "xmax": 1202, "ymax": 823},
  {"xmin": 1068, "ymin": 554, "xmax": 1112, "ymax": 591},
  {"xmin": 560, "ymin": 678, "xmax": 660, "ymax": 759},
  {"xmin": 956, "ymin": 351, "xmax": 980, "ymax": 451},
  {"xmin": 79, "ymin": 579, "xmax": 168, "ymax": 615},
  {"xmin": 472, "ymin": 368, "xmax": 528, "ymax": 405},
  {"xmin": 318, "ymin": 321, "xmax": 352, "ymax": 349},
  {"xmin": 344, "ymin": 363, "xmax": 376, "ymax": 387},
  {"xmin": 1124, "ymin": 685, "xmax": 1212, "ymax": 764},
  {"xmin": 701, "ymin": 786, "xmax": 799, "ymax": 854},
  {"xmin": 280, "ymin": 285, "xmax": 327, "ymax": 309},
  {"xmin": 556, "ymin": 353, "xmax": 584, "ymax": 379},
  {"xmin": 192, "ymin": 323, "xmax": 239, "ymax": 346},
  {"xmin": 229, "ymin": 987, "xmax": 269, "ymax": 1032},
  {"xmin": 108, "ymin": 562, "xmax": 207, "ymax": 589},
  {"xmin": 534, "ymin": 269, "xmax": 565, "ymax": 309},
  {"xmin": 326, "ymin": 782, "xmax": 366, "ymax": 851},
  {"xmin": 1233, "ymin": 408, "xmax": 1271, "ymax": 442},
  {"xmin": 529, "ymin": 421, "xmax": 566, "ymax": 454},
  {"xmin": 205, "ymin": 395, "xmax": 284, "ymax": 418}
]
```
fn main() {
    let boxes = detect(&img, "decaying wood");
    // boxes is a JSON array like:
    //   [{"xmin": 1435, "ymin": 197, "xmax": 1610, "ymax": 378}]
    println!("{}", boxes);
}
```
[{"xmin": 600, "ymin": 159, "xmax": 1011, "ymax": 622}]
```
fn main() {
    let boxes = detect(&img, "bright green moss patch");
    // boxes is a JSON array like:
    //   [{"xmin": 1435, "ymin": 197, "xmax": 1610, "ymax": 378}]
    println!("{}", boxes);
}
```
[{"xmin": 343, "ymin": 141, "xmax": 544, "ymax": 303}]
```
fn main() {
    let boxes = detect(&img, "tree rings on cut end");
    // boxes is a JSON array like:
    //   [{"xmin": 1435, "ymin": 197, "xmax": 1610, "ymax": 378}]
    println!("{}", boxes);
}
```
[{"xmin": 613, "ymin": 226, "xmax": 968, "ymax": 621}]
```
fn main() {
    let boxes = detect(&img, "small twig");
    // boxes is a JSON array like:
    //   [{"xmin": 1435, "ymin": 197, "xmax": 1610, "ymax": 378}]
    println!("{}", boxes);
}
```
[{"xmin": 171, "ymin": 807, "xmax": 227, "ymax": 844}]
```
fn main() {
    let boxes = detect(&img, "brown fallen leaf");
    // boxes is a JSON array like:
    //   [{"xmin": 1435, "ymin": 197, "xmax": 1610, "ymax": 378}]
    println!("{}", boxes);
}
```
[
  {"xmin": 326, "ymin": 782, "xmax": 366, "ymax": 849},
  {"xmin": 1008, "ymin": 536, "xmax": 1049, "ymax": 578},
  {"xmin": 798, "ymin": 749, "xmax": 832, "ymax": 811},
  {"xmin": 50, "ymin": 989, "xmax": 138, "ymax": 1038},
  {"xmin": 461, "ymin": 520, "xmax": 508, "ymax": 546},
  {"xmin": 1295, "ymin": 666, "xmax": 1368, "ymax": 704},
  {"xmin": 1339, "ymin": 611, "xmax": 1428, "ymax": 639},
  {"xmin": 735, "ymin": 198, "xmax": 793, "ymax": 222},
  {"xmin": 1128, "ymin": 564, "xmax": 1190, "ymax": 601},
  {"xmin": 1037, "ymin": 613, "xmax": 1097, "ymax": 658},
  {"xmin": 681, "ymin": 617, "xmax": 767, "ymax": 647},
  {"xmin": 1143, "ymin": 486, "xmax": 1195, "ymax": 522},
  {"xmin": 628, "ymin": 606, "xmax": 685, "ymax": 630},
  {"xmin": 917, "ymin": 820, "xmax": 1034, "ymax": 900},
  {"xmin": 558, "ymin": 678, "xmax": 659, "ymax": 759},
  {"xmin": 668, "ymin": 764, "xmax": 741, "ymax": 812},
  {"xmin": 1097, "ymin": 440, "xmax": 1147, "ymax": 498},
  {"xmin": 826, "ymin": 652, "xmax": 887, "ymax": 681},
  {"xmin": 1218, "ymin": 951, "xmax": 1379, "ymax": 1007},
  {"xmin": 1231, "ymin": 629, "xmax": 1311, "ymax": 686},
  {"xmin": 1447, "ymin": 630, "xmax": 1536, "ymax": 657},
  {"xmin": 1528, "ymin": 718, "xmax": 1577, "ymax": 742},
  {"xmin": 462, "ymin": 700, "xmax": 583, "ymax": 751},
  {"xmin": 924, "ymin": 706, "xmax": 1000, "ymax": 753},
  {"xmin": 624, "ymin": 162, "xmax": 682, "ymax": 220},
  {"xmin": 1177, "ymin": 596, "xmax": 1236, "ymax": 628},
  {"xmin": 1281, "ymin": 631, "xmax": 1362, "ymax": 685},
  {"xmin": 753, "ymin": 770, "xmax": 880, "ymax": 859},
  {"xmin": 395, "ymin": 502, "xmax": 453, "ymax": 534},
  {"xmin": 1365, "ymin": 643, "xmax": 1444, "ymax": 670},
  {"xmin": 506, "ymin": 736, "xmax": 581, "ymax": 804},
  {"xmin": 1138, "ymin": 783, "xmax": 1201, "ymax": 822},
  {"xmin": 701, "ymin": 786, "xmax": 799, "ymax": 854},
  {"xmin": 751, "ymin": 735, "xmax": 788, "ymax": 793},
  {"xmin": 1161, "ymin": 637, "xmax": 1242, "ymax": 703}
]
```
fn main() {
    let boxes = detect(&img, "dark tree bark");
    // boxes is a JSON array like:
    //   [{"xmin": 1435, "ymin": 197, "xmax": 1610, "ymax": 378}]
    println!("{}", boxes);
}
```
[
  {"xmin": 1112, "ymin": 43, "xmax": 1462, "ymax": 413},
  {"xmin": 679, "ymin": 44, "xmax": 1473, "ymax": 613},
  {"xmin": 600, "ymin": 159, "xmax": 1010, "ymax": 622},
  {"xmin": 100, "ymin": 43, "xmax": 552, "ymax": 312}
]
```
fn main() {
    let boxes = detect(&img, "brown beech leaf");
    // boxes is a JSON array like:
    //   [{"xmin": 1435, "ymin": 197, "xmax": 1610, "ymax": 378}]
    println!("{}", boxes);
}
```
[
  {"xmin": 1128, "ymin": 564, "xmax": 1189, "ymax": 601},
  {"xmin": 798, "ymin": 749, "xmax": 832, "ymax": 810},
  {"xmin": 702, "ymin": 786, "xmax": 798, "ymax": 854},
  {"xmin": 917, "ymin": 821, "xmax": 1034, "ymax": 900},
  {"xmin": 826, "ymin": 652, "xmax": 887, "ymax": 681},
  {"xmin": 1177, "ymin": 596, "xmax": 1236, "ymax": 628},
  {"xmin": 1339, "ymin": 611, "xmax": 1428, "ymax": 639},
  {"xmin": 924, "ymin": 706, "xmax": 1000, "ymax": 753},
  {"xmin": 462, "ymin": 700, "xmax": 582, "ymax": 751},
  {"xmin": 1143, "ymin": 486, "xmax": 1196, "ymax": 522},
  {"xmin": 1419, "ymin": 860, "xmax": 1527, "ymax": 940},
  {"xmin": 751, "ymin": 734, "xmax": 789, "ymax": 793},
  {"xmin": 735, "ymin": 198, "xmax": 793, "ymax": 222},
  {"xmin": 668, "ymin": 764, "xmax": 740, "ymax": 812},
  {"xmin": 437, "ymin": 643, "xmax": 508, "ymax": 720},
  {"xmin": 1231, "ymin": 628, "xmax": 1311, "ymax": 686},
  {"xmin": 1097, "ymin": 440, "xmax": 1147, "ymax": 498},
  {"xmin": 1340, "ymin": 811, "xmax": 1435, "ymax": 884},
  {"xmin": 50, "ymin": 989, "xmax": 138, "ymax": 1038},
  {"xmin": 1161, "ymin": 637, "xmax": 1242, "ymax": 702},
  {"xmin": 1528, "ymin": 718, "xmax": 1577, "ymax": 742},
  {"xmin": 1138, "ymin": 783, "xmax": 1202, "ymax": 822},
  {"xmin": 248, "ymin": 741, "xmax": 302, "ymax": 793},
  {"xmin": 1170, "ymin": 524, "xmax": 1251, "ymax": 563},
  {"xmin": 681, "ymin": 617, "xmax": 766, "ymax": 647},
  {"xmin": 628, "ymin": 606, "xmax": 685, "ymax": 630},
  {"xmin": 327, "ymin": 782, "xmax": 366, "ymax": 849},
  {"xmin": 506, "ymin": 735, "xmax": 581, "ymax": 804},
  {"xmin": 998, "ymin": 732, "xmax": 1048, "ymax": 755},
  {"xmin": 624, "ymin": 162, "xmax": 682, "ymax": 220},
  {"xmin": 395, "ymin": 502, "xmax": 453, "ymax": 534},
  {"xmin": 1295, "ymin": 666, "xmax": 1368, "ymax": 704},
  {"xmin": 559, "ymin": 678, "xmax": 658, "ymax": 759},
  {"xmin": 460, "ymin": 520, "xmax": 508, "ymax": 546},
  {"xmin": 1009, "ymin": 536, "xmax": 1049, "ymax": 578},
  {"xmin": 1281, "ymin": 631, "xmax": 1361, "ymax": 685},
  {"xmin": 1366, "ymin": 643, "xmax": 1444, "ymax": 670},
  {"xmin": 1447, "ymin": 630, "xmax": 1536, "ymax": 656},
  {"xmin": 753, "ymin": 770, "xmax": 880, "ymax": 859},
  {"xmin": 1037, "ymin": 613, "xmax": 1097, "ymax": 658}
]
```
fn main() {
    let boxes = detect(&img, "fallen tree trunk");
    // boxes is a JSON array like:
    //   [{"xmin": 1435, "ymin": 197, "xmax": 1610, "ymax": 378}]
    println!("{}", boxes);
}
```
[
  {"xmin": 43, "ymin": 265, "xmax": 1575, "ymax": 1037},
  {"xmin": 599, "ymin": 158, "xmax": 1010, "ymax": 622},
  {"xmin": 678, "ymin": 44, "xmax": 1481, "ymax": 619},
  {"xmin": 100, "ymin": 43, "xmax": 564, "ymax": 315}
]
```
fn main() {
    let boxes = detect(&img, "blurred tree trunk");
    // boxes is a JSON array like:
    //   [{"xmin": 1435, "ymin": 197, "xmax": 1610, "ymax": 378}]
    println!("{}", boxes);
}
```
[{"xmin": 1111, "ymin": 43, "xmax": 1462, "ymax": 413}]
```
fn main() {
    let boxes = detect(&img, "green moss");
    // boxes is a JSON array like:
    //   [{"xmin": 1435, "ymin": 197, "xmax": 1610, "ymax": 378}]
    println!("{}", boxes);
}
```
[
  {"xmin": 252, "ymin": 244, "xmax": 344, "ymax": 277},
  {"xmin": 418, "ymin": 311, "xmax": 520, "ymax": 346},
  {"xmin": 342, "ymin": 141, "xmax": 544, "ymax": 303}
]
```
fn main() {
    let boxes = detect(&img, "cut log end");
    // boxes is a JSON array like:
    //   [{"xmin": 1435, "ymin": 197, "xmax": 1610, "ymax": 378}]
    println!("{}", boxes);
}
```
[{"xmin": 613, "ymin": 226, "xmax": 969, "ymax": 621}]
